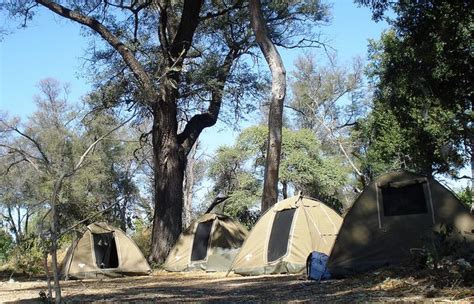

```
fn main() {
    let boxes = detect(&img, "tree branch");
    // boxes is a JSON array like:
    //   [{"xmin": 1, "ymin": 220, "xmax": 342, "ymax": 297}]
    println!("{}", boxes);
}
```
[
  {"xmin": 205, "ymin": 196, "xmax": 229, "ymax": 214},
  {"xmin": 199, "ymin": 1, "xmax": 245, "ymax": 21},
  {"xmin": 0, "ymin": 119, "xmax": 50, "ymax": 164},
  {"xmin": 169, "ymin": 0, "xmax": 204, "ymax": 59},
  {"xmin": 59, "ymin": 200, "xmax": 121, "ymax": 237},
  {"xmin": 177, "ymin": 48, "xmax": 238, "ymax": 154},
  {"xmin": 35, "ymin": 0, "xmax": 154, "ymax": 94},
  {"xmin": 0, "ymin": 144, "xmax": 42, "ymax": 172},
  {"xmin": 71, "ymin": 112, "xmax": 136, "ymax": 174}
]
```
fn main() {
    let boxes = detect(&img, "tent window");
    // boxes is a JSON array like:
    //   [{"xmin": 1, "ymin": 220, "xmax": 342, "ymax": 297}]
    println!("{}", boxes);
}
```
[
  {"xmin": 267, "ymin": 208, "xmax": 296, "ymax": 262},
  {"xmin": 92, "ymin": 233, "xmax": 119, "ymax": 268},
  {"xmin": 381, "ymin": 182, "xmax": 428, "ymax": 216},
  {"xmin": 191, "ymin": 221, "xmax": 213, "ymax": 261}
]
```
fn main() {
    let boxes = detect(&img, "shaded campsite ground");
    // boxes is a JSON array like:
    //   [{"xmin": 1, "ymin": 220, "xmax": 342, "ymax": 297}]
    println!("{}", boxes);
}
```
[{"xmin": 1, "ymin": 268, "xmax": 473, "ymax": 303}]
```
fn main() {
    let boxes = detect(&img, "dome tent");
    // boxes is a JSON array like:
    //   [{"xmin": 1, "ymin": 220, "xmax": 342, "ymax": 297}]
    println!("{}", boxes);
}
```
[
  {"xmin": 60, "ymin": 222, "xmax": 151, "ymax": 279},
  {"xmin": 164, "ymin": 213, "xmax": 248, "ymax": 272},
  {"xmin": 229, "ymin": 195, "xmax": 343, "ymax": 276},
  {"xmin": 327, "ymin": 170, "xmax": 474, "ymax": 277}
]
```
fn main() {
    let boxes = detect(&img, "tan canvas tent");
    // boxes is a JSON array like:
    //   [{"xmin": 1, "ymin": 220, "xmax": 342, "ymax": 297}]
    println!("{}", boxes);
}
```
[
  {"xmin": 327, "ymin": 170, "xmax": 474, "ymax": 277},
  {"xmin": 229, "ymin": 195, "xmax": 342, "ymax": 276},
  {"xmin": 61, "ymin": 222, "xmax": 151, "ymax": 279},
  {"xmin": 164, "ymin": 213, "xmax": 248, "ymax": 272}
]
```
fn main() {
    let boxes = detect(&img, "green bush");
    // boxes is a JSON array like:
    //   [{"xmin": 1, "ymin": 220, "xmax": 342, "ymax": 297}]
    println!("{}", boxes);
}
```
[
  {"xmin": 0, "ymin": 230, "xmax": 13, "ymax": 263},
  {"xmin": 131, "ymin": 219, "xmax": 151, "ymax": 259},
  {"xmin": 455, "ymin": 186, "xmax": 472, "ymax": 208},
  {"xmin": 10, "ymin": 237, "xmax": 47, "ymax": 276}
]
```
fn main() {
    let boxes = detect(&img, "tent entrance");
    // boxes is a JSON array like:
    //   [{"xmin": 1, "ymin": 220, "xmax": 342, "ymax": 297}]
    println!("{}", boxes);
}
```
[
  {"xmin": 191, "ymin": 220, "xmax": 214, "ymax": 262},
  {"xmin": 381, "ymin": 182, "xmax": 428, "ymax": 216},
  {"xmin": 92, "ymin": 232, "xmax": 119, "ymax": 268},
  {"xmin": 267, "ymin": 208, "xmax": 296, "ymax": 262}
]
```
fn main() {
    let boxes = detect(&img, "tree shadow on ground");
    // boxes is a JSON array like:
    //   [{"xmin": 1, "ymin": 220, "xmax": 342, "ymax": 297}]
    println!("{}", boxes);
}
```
[{"xmin": 2, "ymin": 268, "xmax": 473, "ymax": 303}]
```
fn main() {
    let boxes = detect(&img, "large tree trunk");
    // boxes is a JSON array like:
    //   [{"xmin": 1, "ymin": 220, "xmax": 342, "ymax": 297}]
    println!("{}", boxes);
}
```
[
  {"xmin": 183, "ymin": 140, "xmax": 198, "ymax": 228},
  {"xmin": 149, "ymin": 103, "xmax": 186, "ymax": 263},
  {"xmin": 469, "ymin": 116, "xmax": 473, "ymax": 213},
  {"xmin": 249, "ymin": 0, "xmax": 286, "ymax": 213}
]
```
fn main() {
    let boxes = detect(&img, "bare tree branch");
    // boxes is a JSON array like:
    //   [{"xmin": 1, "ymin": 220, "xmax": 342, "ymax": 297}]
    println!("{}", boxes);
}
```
[
  {"xmin": 35, "ymin": 0, "xmax": 154, "ymax": 93},
  {"xmin": 71, "ymin": 112, "xmax": 137, "ymax": 174},
  {"xmin": 205, "ymin": 196, "xmax": 229, "ymax": 214},
  {"xmin": 177, "ymin": 48, "xmax": 239, "ymax": 154}
]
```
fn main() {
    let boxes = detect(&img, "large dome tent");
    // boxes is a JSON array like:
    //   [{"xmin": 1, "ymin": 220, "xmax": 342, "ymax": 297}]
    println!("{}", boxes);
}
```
[
  {"xmin": 229, "ymin": 195, "xmax": 342, "ymax": 276},
  {"xmin": 60, "ymin": 222, "xmax": 151, "ymax": 279},
  {"xmin": 164, "ymin": 213, "xmax": 248, "ymax": 272},
  {"xmin": 327, "ymin": 170, "xmax": 474, "ymax": 277}
]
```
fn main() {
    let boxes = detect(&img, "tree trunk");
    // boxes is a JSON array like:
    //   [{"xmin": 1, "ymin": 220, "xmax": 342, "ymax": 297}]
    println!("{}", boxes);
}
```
[
  {"xmin": 149, "ymin": 104, "xmax": 186, "ymax": 263},
  {"xmin": 183, "ymin": 141, "xmax": 198, "ymax": 227},
  {"xmin": 50, "ymin": 175, "xmax": 64, "ymax": 304},
  {"xmin": 7, "ymin": 206, "xmax": 20, "ymax": 245},
  {"xmin": 43, "ymin": 252, "xmax": 53, "ymax": 301},
  {"xmin": 282, "ymin": 181, "xmax": 288, "ymax": 199},
  {"xmin": 249, "ymin": 0, "xmax": 286, "ymax": 213},
  {"xmin": 470, "ymin": 139, "xmax": 473, "ymax": 213}
]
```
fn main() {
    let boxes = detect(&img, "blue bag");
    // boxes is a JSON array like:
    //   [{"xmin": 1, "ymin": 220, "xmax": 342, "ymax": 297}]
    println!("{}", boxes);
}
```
[{"xmin": 306, "ymin": 251, "xmax": 331, "ymax": 280}]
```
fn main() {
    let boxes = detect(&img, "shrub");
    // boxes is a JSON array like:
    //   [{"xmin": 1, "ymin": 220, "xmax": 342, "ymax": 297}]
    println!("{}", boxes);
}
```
[{"xmin": 0, "ymin": 230, "xmax": 13, "ymax": 264}]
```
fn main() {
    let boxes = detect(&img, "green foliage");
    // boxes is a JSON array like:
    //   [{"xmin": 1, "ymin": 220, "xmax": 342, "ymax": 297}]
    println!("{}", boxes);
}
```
[
  {"xmin": 454, "ymin": 186, "xmax": 472, "ymax": 208},
  {"xmin": 288, "ymin": 53, "xmax": 368, "ymax": 196},
  {"xmin": 10, "ymin": 237, "xmax": 46, "ymax": 276},
  {"xmin": 207, "ymin": 125, "xmax": 348, "ymax": 215},
  {"xmin": 356, "ymin": 1, "xmax": 473, "ymax": 178},
  {"xmin": 0, "ymin": 78, "xmax": 144, "ymax": 255},
  {"xmin": 352, "ymin": 100, "xmax": 412, "ymax": 177},
  {"xmin": 290, "ymin": 54, "xmax": 366, "ymax": 137},
  {"xmin": 0, "ymin": 229, "xmax": 13, "ymax": 263},
  {"xmin": 131, "ymin": 218, "xmax": 152, "ymax": 259},
  {"xmin": 414, "ymin": 224, "xmax": 474, "ymax": 287}
]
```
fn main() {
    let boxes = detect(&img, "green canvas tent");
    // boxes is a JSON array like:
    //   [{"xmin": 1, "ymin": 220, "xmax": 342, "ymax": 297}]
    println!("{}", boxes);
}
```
[
  {"xmin": 164, "ymin": 213, "xmax": 248, "ymax": 272},
  {"xmin": 229, "ymin": 195, "xmax": 342, "ymax": 276},
  {"xmin": 327, "ymin": 170, "xmax": 474, "ymax": 277},
  {"xmin": 60, "ymin": 222, "xmax": 151, "ymax": 279}
]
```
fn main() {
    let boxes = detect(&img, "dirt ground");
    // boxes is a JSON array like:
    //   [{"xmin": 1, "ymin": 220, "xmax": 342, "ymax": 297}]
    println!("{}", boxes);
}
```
[{"xmin": 1, "ymin": 269, "xmax": 473, "ymax": 303}]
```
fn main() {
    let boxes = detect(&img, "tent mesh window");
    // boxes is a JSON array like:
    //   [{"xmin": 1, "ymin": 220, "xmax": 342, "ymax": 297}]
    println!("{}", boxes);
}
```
[
  {"xmin": 191, "ymin": 220, "xmax": 214, "ymax": 261},
  {"xmin": 381, "ymin": 182, "xmax": 428, "ymax": 216},
  {"xmin": 267, "ymin": 208, "xmax": 296, "ymax": 262},
  {"xmin": 92, "ymin": 233, "xmax": 119, "ymax": 268}
]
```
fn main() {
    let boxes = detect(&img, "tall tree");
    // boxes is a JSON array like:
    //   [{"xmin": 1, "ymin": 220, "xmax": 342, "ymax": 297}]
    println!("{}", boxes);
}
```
[
  {"xmin": 0, "ymin": 79, "xmax": 136, "ymax": 302},
  {"xmin": 249, "ymin": 0, "xmax": 286, "ymax": 212},
  {"xmin": 2, "ymin": 0, "xmax": 330, "ymax": 262},
  {"xmin": 207, "ymin": 125, "xmax": 348, "ymax": 215},
  {"xmin": 355, "ymin": 0, "xmax": 472, "ymax": 181},
  {"xmin": 288, "ymin": 54, "xmax": 367, "ymax": 185}
]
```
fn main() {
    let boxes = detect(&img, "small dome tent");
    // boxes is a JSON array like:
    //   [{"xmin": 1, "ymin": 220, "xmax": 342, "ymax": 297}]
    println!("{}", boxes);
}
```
[
  {"xmin": 164, "ymin": 213, "xmax": 248, "ymax": 272},
  {"xmin": 229, "ymin": 195, "xmax": 343, "ymax": 276},
  {"xmin": 61, "ymin": 222, "xmax": 151, "ymax": 279},
  {"xmin": 327, "ymin": 170, "xmax": 474, "ymax": 277}
]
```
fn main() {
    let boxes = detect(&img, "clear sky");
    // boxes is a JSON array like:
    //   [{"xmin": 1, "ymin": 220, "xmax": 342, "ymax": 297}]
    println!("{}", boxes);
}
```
[{"xmin": 0, "ymin": 1, "xmax": 387, "ymax": 152}]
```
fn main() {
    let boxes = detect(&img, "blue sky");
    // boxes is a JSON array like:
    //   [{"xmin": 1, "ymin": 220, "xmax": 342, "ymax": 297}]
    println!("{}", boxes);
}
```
[{"xmin": 0, "ymin": 1, "xmax": 387, "ymax": 151}]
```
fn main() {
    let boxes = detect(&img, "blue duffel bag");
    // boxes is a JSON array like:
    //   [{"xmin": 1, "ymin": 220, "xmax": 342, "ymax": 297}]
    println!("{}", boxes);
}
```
[{"xmin": 306, "ymin": 251, "xmax": 331, "ymax": 281}]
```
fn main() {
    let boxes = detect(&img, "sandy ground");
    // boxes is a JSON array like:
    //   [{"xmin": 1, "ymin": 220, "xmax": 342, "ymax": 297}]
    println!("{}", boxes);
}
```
[{"xmin": 1, "ymin": 270, "xmax": 473, "ymax": 303}]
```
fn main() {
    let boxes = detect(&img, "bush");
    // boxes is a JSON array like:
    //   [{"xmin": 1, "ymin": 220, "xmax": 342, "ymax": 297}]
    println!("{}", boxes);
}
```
[
  {"xmin": 412, "ymin": 224, "xmax": 474, "ymax": 287},
  {"xmin": 131, "ymin": 219, "xmax": 151, "ymax": 259},
  {"xmin": 0, "ymin": 230, "xmax": 13, "ymax": 264},
  {"xmin": 10, "ymin": 237, "xmax": 47, "ymax": 276}
]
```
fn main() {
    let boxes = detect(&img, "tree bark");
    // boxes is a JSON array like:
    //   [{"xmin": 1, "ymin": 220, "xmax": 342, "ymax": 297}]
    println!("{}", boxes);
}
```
[
  {"xmin": 148, "ymin": 102, "xmax": 186, "ymax": 264},
  {"xmin": 183, "ymin": 141, "xmax": 198, "ymax": 227},
  {"xmin": 34, "ymin": 0, "xmax": 235, "ymax": 264},
  {"xmin": 43, "ymin": 252, "xmax": 53, "ymax": 301},
  {"xmin": 6, "ymin": 206, "xmax": 20, "ymax": 244},
  {"xmin": 249, "ymin": 0, "xmax": 286, "ymax": 213},
  {"xmin": 50, "ymin": 174, "xmax": 65, "ymax": 304}
]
